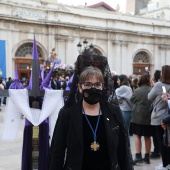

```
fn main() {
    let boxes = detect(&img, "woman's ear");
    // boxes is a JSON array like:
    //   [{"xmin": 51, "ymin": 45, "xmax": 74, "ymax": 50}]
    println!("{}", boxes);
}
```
[{"xmin": 78, "ymin": 83, "xmax": 82, "ymax": 93}]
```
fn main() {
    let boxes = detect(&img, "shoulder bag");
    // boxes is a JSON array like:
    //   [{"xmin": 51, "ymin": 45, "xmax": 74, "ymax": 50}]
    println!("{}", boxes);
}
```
[{"xmin": 149, "ymin": 98, "xmax": 162, "ymax": 114}]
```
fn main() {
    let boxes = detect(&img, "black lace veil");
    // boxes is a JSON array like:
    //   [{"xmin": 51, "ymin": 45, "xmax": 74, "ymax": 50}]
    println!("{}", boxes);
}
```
[{"xmin": 64, "ymin": 53, "xmax": 112, "ymax": 108}]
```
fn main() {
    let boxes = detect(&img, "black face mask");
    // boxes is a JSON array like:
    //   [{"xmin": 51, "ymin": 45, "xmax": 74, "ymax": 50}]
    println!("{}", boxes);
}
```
[{"xmin": 82, "ymin": 88, "xmax": 102, "ymax": 105}]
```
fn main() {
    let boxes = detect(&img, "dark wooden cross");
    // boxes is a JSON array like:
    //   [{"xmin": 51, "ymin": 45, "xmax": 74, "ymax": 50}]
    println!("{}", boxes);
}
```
[{"xmin": 0, "ymin": 58, "xmax": 69, "ymax": 170}]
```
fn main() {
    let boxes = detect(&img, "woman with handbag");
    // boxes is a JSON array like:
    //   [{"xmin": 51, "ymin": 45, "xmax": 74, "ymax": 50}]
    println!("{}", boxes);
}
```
[{"xmin": 148, "ymin": 65, "xmax": 170, "ymax": 170}]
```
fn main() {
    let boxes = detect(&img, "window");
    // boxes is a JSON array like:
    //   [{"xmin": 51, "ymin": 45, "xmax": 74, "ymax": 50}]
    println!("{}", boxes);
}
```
[
  {"xmin": 15, "ymin": 43, "xmax": 42, "ymax": 58},
  {"xmin": 133, "ymin": 52, "xmax": 149, "ymax": 63}
]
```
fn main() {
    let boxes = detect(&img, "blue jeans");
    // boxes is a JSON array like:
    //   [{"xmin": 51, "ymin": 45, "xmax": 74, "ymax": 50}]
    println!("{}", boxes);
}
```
[{"xmin": 121, "ymin": 110, "xmax": 132, "ymax": 135}]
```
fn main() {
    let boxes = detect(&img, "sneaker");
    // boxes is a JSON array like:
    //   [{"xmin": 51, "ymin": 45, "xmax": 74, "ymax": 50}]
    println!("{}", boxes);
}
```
[
  {"xmin": 150, "ymin": 152, "xmax": 161, "ymax": 158},
  {"xmin": 155, "ymin": 163, "xmax": 168, "ymax": 170}
]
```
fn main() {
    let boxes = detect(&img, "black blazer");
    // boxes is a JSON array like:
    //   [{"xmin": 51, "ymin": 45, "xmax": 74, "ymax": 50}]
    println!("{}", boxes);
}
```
[
  {"xmin": 51, "ymin": 80, "xmax": 61, "ymax": 90},
  {"xmin": 49, "ymin": 102, "xmax": 133, "ymax": 170}
]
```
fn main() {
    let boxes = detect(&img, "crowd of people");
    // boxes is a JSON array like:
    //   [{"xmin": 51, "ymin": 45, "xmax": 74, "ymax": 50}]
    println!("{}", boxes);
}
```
[
  {"xmin": 1, "ymin": 58, "xmax": 170, "ymax": 170},
  {"xmin": 0, "ymin": 77, "xmax": 13, "ymax": 111},
  {"xmin": 50, "ymin": 75, "xmax": 70, "ymax": 90},
  {"xmin": 111, "ymin": 66, "xmax": 170, "ymax": 170},
  {"xmin": 48, "ymin": 51, "xmax": 170, "ymax": 170}
]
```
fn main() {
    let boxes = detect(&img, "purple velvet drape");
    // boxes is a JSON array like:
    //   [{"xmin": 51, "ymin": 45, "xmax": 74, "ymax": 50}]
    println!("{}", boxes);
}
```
[{"xmin": 21, "ymin": 36, "xmax": 50, "ymax": 170}]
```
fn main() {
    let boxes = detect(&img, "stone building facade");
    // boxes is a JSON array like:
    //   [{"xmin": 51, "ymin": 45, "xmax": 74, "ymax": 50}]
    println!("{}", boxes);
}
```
[
  {"xmin": 0, "ymin": 0, "xmax": 170, "ymax": 79},
  {"xmin": 139, "ymin": 0, "xmax": 170, "ymax": 20}
]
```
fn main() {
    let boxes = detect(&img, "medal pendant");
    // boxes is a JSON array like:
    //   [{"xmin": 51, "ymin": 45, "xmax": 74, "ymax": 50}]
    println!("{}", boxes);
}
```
[{"xmin": 91, "ymin": 141, "xmax": 100, "ymax": 151}]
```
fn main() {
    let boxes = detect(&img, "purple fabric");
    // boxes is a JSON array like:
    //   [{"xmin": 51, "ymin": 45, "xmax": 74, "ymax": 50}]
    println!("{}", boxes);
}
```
[
  {"xmin": 9, "ymin": 65, "xmax": 32, "ymax": 170},
  {"xmin": 40, "ymin": 67, "xmax": 45, "ymax": 81},
  {"xmin": 8, "ymin": 72, "xmax": 32, "ymax": 170},
  {"xmin": 40, "ymin": 65, "xmax": 54, "ymax": 90},
  {"xmin": 9, "ymin": 80, "xmax": 24, "ymax": 89},
  {"xmin": 26, "ymin": 36, "xmax": 38, "ymax": 90},
  {"xmin": 39, "ymin": 66, "xmax": 44, "ymax": 87},
  {"xmin": 65, "ymin": 73, "xmax": 74, "ymax": 90},
  {"xmin": 32, "ymin": 35, "xmax": 38, "ymax": 60},
  {"xmin": 9, "ymin": 65, "xmax": 24, "ymax": 89},
  {"xmin": 56, "ymin": 59, "xmax": 61, "ymax": 64},
  {"xmin": 14, "ymin": 65, "xmax": 19, "ymax": 80},
  {"xmin": 25, "ymin": 119, "xmax": 33, "ymax": 126},
  {"xmin": 38, "ymin": 120, "xmax": 49, "ymax": 170},
  {"xmin": 21, "ymin": 36, "xmax": 50, "ymax": 170},
  {"xmin": 22, "ymin": 119, "xmax": 49, "ymax": 170},
  {"xmin": 21, "ymin": 125, "xmax": 32, "ymax": 170}
]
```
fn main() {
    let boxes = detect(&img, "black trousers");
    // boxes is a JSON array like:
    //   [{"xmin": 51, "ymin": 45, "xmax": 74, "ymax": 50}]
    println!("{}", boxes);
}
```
[
  {"xmin": 155, "ymin": 125, "xmax": 170, "ymax": 167},
  {"xmin": 152, "ymin": 125, "xmax": 160, "ymax": 153}
]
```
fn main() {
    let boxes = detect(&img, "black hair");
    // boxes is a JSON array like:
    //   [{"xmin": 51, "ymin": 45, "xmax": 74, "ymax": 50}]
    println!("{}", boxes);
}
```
[
  {"xmin": 154, "ymin": 70, "xmax": 161, "ymax": 82},
  {"xmin": 118, "ymin": 74, "xmax": 129, "ymax": 86}
]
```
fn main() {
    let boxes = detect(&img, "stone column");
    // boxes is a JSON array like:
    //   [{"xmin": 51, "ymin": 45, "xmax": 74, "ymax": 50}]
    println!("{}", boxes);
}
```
[
  {"xmin": 65, "ymin": 37, "xmax": 74, "ymax": 64},
  {"xmin": 165, "ymin": 46, "xmax": 170, "ymax": 64},
  {"xmin": 7, "ymin": 23, "xmax": 14, "ymax": 77},
  {"xmin": 120, "ymin": 42, "xmax": 129, "ymax": 75},
  {"xmin": 107, "ymin": 39, "xmax": 113, "ymax": 70},
  {"xmin": 55, "ymin": 35, "xmax": 75, "ymax": 64},
  {"xmin": 158, "ymin": 45, "xmax": 166, "ymax": 67},
  {"xmin": 112, "ymin": 41, "xmax": 121, "ymax": 74},
  {"xmin": 112, "ymin": 41, "xmax": 129, "ymax": 75},
  {"xmin": 55, "ymin": 35, "xmax": 66, "ymax": 64},
  {"xmin": 48, "ymin": 27, "xmax": 55, "ymax": 59},
  {"xmin": 153, "ymin": 45, "xmax": 160, "ymax": 70}
]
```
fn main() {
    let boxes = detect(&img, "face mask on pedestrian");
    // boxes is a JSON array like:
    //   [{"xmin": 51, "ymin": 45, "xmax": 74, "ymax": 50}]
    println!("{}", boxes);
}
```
[{"xmin": 82, "ymin": 88, "xmax": 102, "ymax": 105}]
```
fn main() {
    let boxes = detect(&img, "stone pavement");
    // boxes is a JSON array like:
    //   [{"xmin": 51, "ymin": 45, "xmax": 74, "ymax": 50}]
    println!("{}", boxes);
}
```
[{"xmin": 0, "ymin": 104, "xmax": 161, "ymax": 170}]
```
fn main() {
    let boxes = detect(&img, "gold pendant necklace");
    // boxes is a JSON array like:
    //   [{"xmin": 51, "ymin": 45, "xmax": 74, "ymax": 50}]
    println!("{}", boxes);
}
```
[
  {"xmin": 83, "ymin": 107, "xmax": 101, "ymax": 152},
  {"xmin": 91, "ymin": 141, "xmax": 100, "ymax": 151}
]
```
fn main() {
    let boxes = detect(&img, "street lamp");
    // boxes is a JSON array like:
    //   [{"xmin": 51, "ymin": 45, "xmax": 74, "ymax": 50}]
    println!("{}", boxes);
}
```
[
  {"xmin": 89, "ymin": 43, "xmax": 94, "ymax": 51},
  {"xmin": 77, "ymin": 39, "xmax": 94, "ymax": 54},
  {"xmin": 77, "ymin": 42, "xmax": 82, "ymax": 53},
  {"xmin": 45, "ymin": 60, "xmax": 50, "ymax": 70},
  {"xmin": 83, "ymin": 39, "xmax": 88, "ymax": 48}
]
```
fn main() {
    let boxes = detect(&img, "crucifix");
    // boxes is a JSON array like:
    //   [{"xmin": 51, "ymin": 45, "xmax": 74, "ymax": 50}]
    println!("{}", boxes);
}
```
[{"xmin": 0, "ymin": 37, "xmax": 69, "ymax": 170}]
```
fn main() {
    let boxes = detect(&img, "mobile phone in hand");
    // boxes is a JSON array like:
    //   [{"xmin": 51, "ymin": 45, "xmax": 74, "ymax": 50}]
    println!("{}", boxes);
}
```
[
  {"xmin": 162, "ymin": 86, "xmax": 166, "ymax": 93},
  {"xmin": 145, "ymin": 67, "xmax": 148, "ymax": 72}
]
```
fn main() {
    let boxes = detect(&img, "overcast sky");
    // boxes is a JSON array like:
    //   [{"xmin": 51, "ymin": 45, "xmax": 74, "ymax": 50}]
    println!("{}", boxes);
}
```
[{"xmin": 57, "ymin": 0, "xmax": 127, "ymax": 12}]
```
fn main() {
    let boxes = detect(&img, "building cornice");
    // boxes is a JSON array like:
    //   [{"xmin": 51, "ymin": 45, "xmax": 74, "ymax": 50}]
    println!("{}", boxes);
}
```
[
  {"xmin": 1, "ymin": 14, "xmax": 170, "ymax": 40},
  {"xmin": 1, "ymin": 0, "xmax": 170, "ymax": 27},
  {"xmin": 54, "ymin": 34, "xmax": 74, "ymax": 42},
  {"xmin": 158, "ymin": 44, "xmax": 170, "ymax": 50},
  {"xmin": 1, "ymin": 1, "xmax": 170, "ymax": 40},
  {"xmin": 112, "ymin": 40, "xmax": 170, "ymax": 47}
]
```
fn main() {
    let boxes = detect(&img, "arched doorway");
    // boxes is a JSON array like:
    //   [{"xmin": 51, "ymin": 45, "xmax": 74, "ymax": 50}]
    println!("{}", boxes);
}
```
[
  {"xmin": 133, "ymin": 51, "xmax": 150, "ymax": 75},
  {"xmin": 94, "ymin": 48, "xmax": 103, "ymax": 56},
  {"xmin": 15, "ymin": 43, "xmax": 44, "ymax": 80}
]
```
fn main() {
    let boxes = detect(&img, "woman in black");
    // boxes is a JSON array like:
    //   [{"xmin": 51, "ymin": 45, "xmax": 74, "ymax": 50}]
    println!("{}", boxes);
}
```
[{"xmin": 49, "ymin": 64, "xmax": 133, "ymax": 170}]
